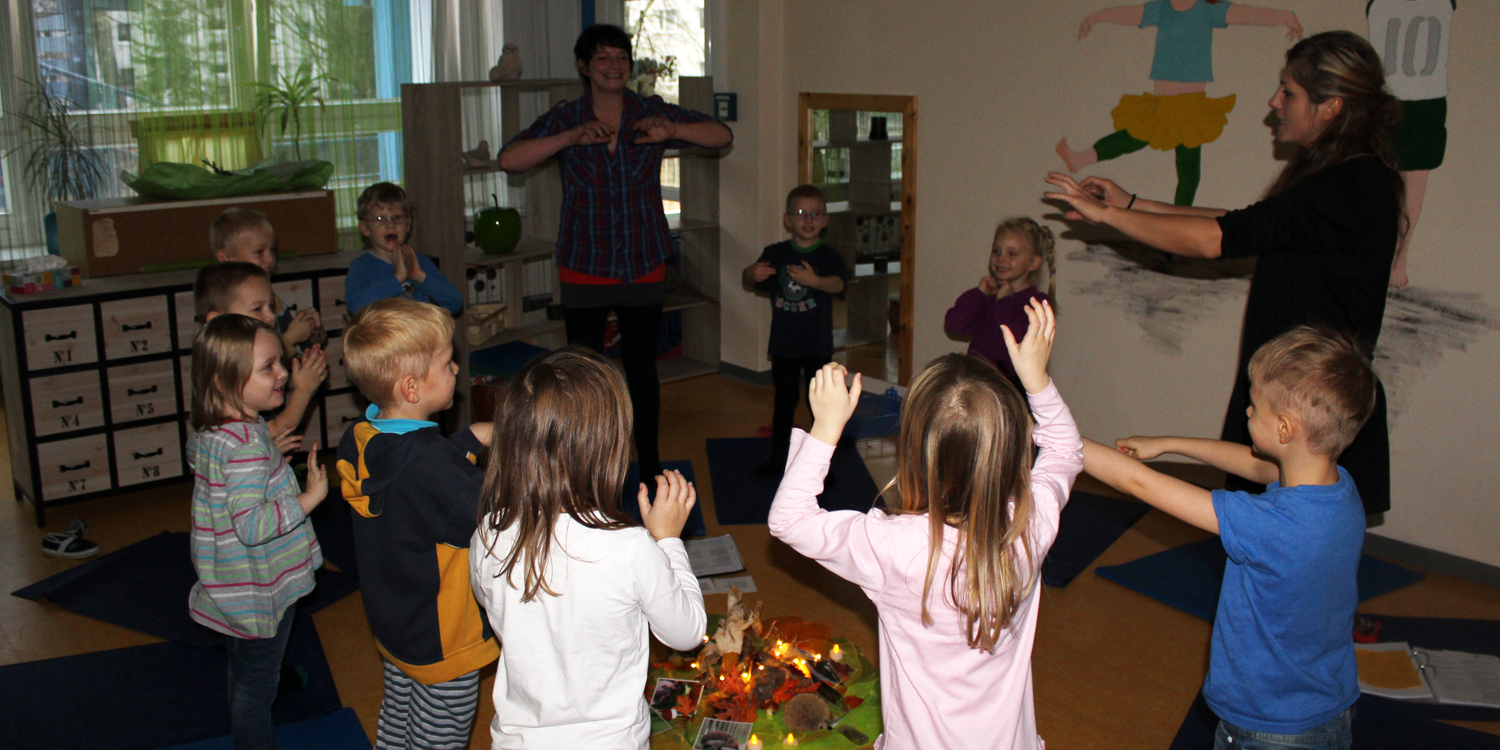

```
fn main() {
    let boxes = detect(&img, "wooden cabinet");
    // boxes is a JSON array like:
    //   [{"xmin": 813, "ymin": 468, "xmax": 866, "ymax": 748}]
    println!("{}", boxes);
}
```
[
  {"xmin": 1, "ymin": 253, "xmax": 357, "ymax": 526},
  {"xmin": 400, "ymin": 76, "xmax": 725, "ymax": 425}
]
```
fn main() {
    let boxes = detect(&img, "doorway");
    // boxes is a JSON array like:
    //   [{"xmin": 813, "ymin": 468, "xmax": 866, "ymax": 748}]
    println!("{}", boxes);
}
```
[{"xmin": 798, "ymin": 93, "xmax": 916, "ymax": 385}]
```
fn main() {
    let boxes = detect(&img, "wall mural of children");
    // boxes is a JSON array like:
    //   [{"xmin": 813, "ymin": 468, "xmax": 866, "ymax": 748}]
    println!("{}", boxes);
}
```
[
  {"xmin": 1368, "ymin": 0, "xmax": 1455, "ymax": 288},
  {"xmin": 1056, "ymin": 0, "xmax": 1303, "ymax": 206}
]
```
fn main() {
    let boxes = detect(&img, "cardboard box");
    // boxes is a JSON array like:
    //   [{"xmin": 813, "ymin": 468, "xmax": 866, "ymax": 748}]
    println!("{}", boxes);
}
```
[
  {"xmin": 55, "ymin": 190, "xmax": 337, "ymax": 277},
  {"xmin": 3, "ymin": 266, "xmax": 82, "ymax": 295}
]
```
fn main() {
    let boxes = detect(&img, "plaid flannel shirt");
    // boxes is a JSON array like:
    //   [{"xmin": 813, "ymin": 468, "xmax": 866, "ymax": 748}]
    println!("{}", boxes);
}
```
[{"xmin": 505, "ymin": 89, "xmax": 728, "ymax": 282}]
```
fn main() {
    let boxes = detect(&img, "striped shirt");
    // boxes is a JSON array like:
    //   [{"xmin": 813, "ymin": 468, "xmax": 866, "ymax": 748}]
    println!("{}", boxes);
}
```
[
  {"xmin": 188, "ymin": 420, "xmax": 321, "ymax": 639},
  {"xmin": 503, "ymin": 89, "xmax": 725, "ymax": 282}
]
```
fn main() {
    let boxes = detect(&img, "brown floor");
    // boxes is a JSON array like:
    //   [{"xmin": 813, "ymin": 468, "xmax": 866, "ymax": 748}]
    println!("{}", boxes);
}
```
[{"xmin": 4, "ymin": 374, "xmax": 1499, "ymax": 748}]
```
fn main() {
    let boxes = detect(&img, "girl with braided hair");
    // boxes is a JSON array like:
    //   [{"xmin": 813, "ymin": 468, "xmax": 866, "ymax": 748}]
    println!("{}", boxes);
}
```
[{"xmin": 944, "ymin": 217, "xmax": 1057, "ymax": 387}]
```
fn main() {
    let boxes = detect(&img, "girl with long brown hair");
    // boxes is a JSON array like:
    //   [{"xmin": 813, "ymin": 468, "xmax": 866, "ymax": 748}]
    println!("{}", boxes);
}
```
[
  {"xmin": 1045, "ymin": 30, "xmax": 1402, "ymax": 515},
  {"xmin": 468, "ymin": 347, "xmax": 704, "ymax": 747},
  {"xmin": 770, "ymin": 299, "xmax": 1083, "ymax": 750}
]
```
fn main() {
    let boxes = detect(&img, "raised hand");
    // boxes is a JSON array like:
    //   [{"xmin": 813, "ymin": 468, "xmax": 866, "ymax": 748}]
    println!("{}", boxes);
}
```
[
  {"xmin": 638, "ymin": 469, "xmax": 697, "ymax": 541},
  {"xmin": 293, "ymin": 345, "xmax": 329, "ymax": 393},
  {"xmin": 750, "ymin": 262, "xmax": 776, "ymax": 283},
  {"xmin": 978, "ymin": 276, "xmax": 1001, "ymax": 298},
  {"xmin": 272, "ymin": 425, "xmax": 303, "ymax": 455},
  {"xmin": 400, "ymin": 245, "xmax": 426, "ymax": 283},
  {"xmin": 809, "ymin": 362, "xmax": 862, "ymax": 447},
  {"xmin": 284, "ymin": 308, "xmax": 320, "ymax": 345},
  {"xmin": 1079, "ymin": 176, "xmax": 1130, "ymax": 208},
  {"xmin": 392, "ymin": 244, "xmax": 409, "ymax": 282},
  {"xmin": 298, "ymin": 445, "xmax": 328, "ymax": 514},
  {"xmin": 1045, "ymin": 171, "xmax": 1111, "ymax": 223},
  {"xmin": 1116, "ymin": 435, "xmax": 1170, "ymax": 461},
  {"xmin": 633, "ymin": 117, "xmax": 678, "ymax": 144},
  {"xmin": 787, "ymin": 261, "xmax": 817, "ymax": 287},
  {"xmin": 1001, "ymin": 297, "xmax": 1056, "ymax": 395}
]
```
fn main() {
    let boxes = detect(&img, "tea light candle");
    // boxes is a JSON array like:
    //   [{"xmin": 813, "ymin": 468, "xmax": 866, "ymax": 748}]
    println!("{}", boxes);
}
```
[
  {"xmin": 830, "ymin": 644, "xmax": 844, "ymax": 662},
  {"xmin": 747, "ymin": 735, "xmax": 763, "ymax": 750},
  {"xmin": 784, "ymin": 732, "xmax": 799, "ymax": 746}
]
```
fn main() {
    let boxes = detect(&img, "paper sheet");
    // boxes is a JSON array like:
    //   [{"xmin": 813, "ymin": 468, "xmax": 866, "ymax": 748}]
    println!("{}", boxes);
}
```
[
  {"xmin": 684, "ymin": 535, "xmax": 744, "ymax": 577},
  {"xmin": 698, "ymin": 575, "xmax": 757, "ymax": 596}
]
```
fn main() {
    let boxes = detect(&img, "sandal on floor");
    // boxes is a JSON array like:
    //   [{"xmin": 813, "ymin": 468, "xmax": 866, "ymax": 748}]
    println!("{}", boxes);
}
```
[{"xmin": 42, "ymin": 520, "xmax": 99, "ymax": 559}]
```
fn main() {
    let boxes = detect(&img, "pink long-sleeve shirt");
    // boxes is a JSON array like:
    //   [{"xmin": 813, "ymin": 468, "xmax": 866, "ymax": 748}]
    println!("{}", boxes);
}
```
[{"xmin": 768, "ymin": 381, "xmax": 1081, "ymax": 750}]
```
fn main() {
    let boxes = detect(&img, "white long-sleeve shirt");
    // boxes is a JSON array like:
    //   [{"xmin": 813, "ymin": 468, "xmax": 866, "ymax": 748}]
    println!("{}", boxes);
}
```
[
  {"xmin": 471, "ymin": 514, "xmax": 705, "ymax": 749},
  {"xmin": 768, "ymin": 381, "xmax": 1082, "ymax": 750}
]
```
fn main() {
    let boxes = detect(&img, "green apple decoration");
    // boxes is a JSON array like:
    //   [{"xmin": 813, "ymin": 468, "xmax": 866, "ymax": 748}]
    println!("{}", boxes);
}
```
[{"xmin": 474, "ymin": 193, "xmax": 521, "ymax": 255}]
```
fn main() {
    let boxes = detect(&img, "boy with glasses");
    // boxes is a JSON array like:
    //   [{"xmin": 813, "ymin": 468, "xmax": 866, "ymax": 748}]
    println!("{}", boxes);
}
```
[
  {"xmin": 346, "ymin": 182, "xmax": 463, "ymax": 314},
  {"xmin": 742, "ymin": 184, "xmax": 848, "ymax": 478}
]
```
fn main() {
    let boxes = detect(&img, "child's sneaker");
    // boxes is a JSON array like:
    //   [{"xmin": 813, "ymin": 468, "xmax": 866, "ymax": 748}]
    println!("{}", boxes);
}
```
[{"xmin": 41, "ymin": 519, "xmax": 100, "ymax": 559}]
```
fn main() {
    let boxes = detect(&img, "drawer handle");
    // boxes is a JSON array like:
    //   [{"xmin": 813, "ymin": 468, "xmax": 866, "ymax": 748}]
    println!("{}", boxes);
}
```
[
  {"xmin": 121, "ymin": 322, "xmax": 153, "ymax": 332},
  {"xmin": 133, "ymin": 448, "xmax": 164, "ymax": 459},
  {"xmin": 44, "ymin": 331, "xmax": 78, "ymax": 342},
  {"xmin": 52, "ymin": 397, "xmax": 85, "ymax": 407},
  {"xmin": 127, "ymin": 386, "xmax": 159, "ymax": 396},
  {"xmin": 59, "ymin": 460, "xmax": 91, "ymax": 472}
]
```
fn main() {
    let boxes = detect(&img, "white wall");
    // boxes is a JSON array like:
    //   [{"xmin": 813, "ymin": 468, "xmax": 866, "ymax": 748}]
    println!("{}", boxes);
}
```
[{"xmin": 719, "ymin": 1, "xmax": 1500, "ymax": 567}]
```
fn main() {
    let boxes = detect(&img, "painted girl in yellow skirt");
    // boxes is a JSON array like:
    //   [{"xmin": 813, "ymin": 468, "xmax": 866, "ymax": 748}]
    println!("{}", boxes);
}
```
[{"xmin": 1056, "ymin": 0, "xmax": 1302, "ymax": 206}]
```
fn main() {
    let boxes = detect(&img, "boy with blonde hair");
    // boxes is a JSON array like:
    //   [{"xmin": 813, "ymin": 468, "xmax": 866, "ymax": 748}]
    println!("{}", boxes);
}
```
[
  {"xmin": 209, "ymin": 207, "xmax": 322, "ymax": 348},
  {"xmin": 344, "ymin": 183, "xmax": 463, "ymax": 314},
  {"xmin": 1083, "ymin": 326, "xmax": 1376, "ymax": 750},
  {"xmin": 335, "ymin": 298, "xmax": 497, "ymax": 748},
  {"xmin": 193, "ymin": 262, "xmax": 327, "ymax": 454}
]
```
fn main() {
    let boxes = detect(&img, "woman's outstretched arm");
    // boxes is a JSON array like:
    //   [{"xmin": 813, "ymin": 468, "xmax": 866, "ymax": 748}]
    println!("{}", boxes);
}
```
[{"xmin": 1045, "ymin": 172, "xmax": 1225, "ymax": 258}]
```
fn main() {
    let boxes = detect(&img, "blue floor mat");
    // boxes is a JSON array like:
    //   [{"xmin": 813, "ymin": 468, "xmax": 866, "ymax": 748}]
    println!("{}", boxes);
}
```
[
  {"xmin": 1095, "ymin": 537, "xmax": 1426, "ymax": 622},
  {"xmin": 154, "ymin": 707, "xmax": 370, "ymax": 750},
  {"xmin": 619, "ymin": 460, "xmax": 708, "ymax": 538},
  {"xmin": 706, "ymin": 437, "xmax": 881, "ymax": 525},
  {"xmin": 0, "ymin": 611, "xmax": 341, "ymax": 750},
  {"xmin": 1169, "ymin": 690, "xmax": 1500, "ymax": 750},
  {"xmin": 1041, "ymin": 490, "xmax": 1150, "ymax": 588},
  {"xmin": 12, "ymin": 527, "xmax": 359, "ymax": 649}
]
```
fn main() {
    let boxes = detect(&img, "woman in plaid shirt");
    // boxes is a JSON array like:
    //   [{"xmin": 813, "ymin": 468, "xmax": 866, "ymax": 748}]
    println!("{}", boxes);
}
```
[{"xmin": 500, "ymin": 24, "xmax": 732, "ymax": 481}]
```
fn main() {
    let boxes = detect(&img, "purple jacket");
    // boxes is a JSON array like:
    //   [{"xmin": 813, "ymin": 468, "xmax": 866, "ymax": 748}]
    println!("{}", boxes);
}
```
[{"xmin": 944, "ymin": 287, "xmax": 1050, "ymax": 382}]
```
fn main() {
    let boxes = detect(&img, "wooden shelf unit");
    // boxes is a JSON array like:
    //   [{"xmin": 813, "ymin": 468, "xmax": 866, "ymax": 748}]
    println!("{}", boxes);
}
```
[{"xmin": 401, "ymin": 76, "xmax": 724, "ymax": 425}]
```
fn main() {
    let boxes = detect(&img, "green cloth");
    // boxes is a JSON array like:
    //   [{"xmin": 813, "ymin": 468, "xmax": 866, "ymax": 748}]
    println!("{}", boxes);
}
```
[
  {"xmin": 1394, "ymin": 97, "xmax": 1447, "ymax": 171},
  {"xmin": 121, "ymin": 159, "xmax": 333, "ymax": 200}
]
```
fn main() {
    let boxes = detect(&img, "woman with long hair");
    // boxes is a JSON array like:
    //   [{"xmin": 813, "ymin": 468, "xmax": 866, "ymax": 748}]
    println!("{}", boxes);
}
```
[{"xmin": 1046, "ymin": 31, "xmax": 1403, "ymax": 514}]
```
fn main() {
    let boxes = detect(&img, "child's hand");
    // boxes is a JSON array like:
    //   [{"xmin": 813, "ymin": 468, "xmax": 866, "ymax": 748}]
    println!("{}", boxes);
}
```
[
  {"xmin": 400, "ymin": 245, "xmax": 426, "ymax": 283},
  {"xmin": 978, "ymin": 276, "xmax": 1000, "ymax": 298},
  {"xmin": 787, "ymin": 261, "xmax": 817, "ymax": 287},
  {"xmin": 298, "ymin": 445, "xmax": 328, "ymax": 514},
  {"xmin": 633, "ymin": 117, "xmax": 678, "ymax": 144},
  {"xmin": 469, "ymin": 421, "xmax": 493, "ymax": 446},
  {"xmin": 292, "ymin": 345, "xmax": 329, "ymax": 391},
  {"xmin": 284, "ymin": 309, "xmax": 320, "ymax": 345},
  {"xmin": 272, "ymin": 425, "xmax": 303, "ymax": 455},
  {"xmin": 808, "ymin": 362, "xmax": 861, "ymax": 447},
  {"xmin": 1115, "ymin": 436, "xmax": 1171, "ymax": 460},
  {"xmin": 1001, "ymin": 297, "xmax": 1056, "ymax": 395},
  {"xmin": 570, "ymin": 120, "xmax": 616, "ymax": 146},
  {"xmin": 750, "ymin": 262, "xmax": 776, "ymax": 283},
  {"xmin": 638, "ymin": 469, "xmax": 697, "ymax": 541}
]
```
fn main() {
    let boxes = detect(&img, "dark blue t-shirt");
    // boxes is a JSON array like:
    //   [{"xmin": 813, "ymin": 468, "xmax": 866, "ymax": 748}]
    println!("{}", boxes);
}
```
[
  {"xmin": 1205, "ymin": 467, "xmax": 1365, "ymax": 733},
  {"xmin": 755, "ymin": 240, "xmax": 847, "ymax": 358}
]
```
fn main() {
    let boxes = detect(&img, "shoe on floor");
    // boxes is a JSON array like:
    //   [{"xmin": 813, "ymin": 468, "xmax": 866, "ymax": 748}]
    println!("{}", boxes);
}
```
[{"xmin": 42, "ymin": 520, "xmax": 99, "ymax": 559}]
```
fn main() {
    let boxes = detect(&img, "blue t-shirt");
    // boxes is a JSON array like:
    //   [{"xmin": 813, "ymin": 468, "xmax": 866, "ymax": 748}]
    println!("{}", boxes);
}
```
[
  {"xmin": 1204, "ymin": 467, "xmax": 1364, "ymax": 734},
  {"xmin": 1141, "ymin": 0, "xmax": 1232, "ymax": 83}
]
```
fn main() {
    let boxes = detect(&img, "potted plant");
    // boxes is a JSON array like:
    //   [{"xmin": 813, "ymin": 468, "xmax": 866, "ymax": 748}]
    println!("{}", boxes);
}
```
[
  {"xmin": 252, "ymin": 62, "xmax": 334, "ymax": 161},
  {"xmin": 8, "ymin": 79, "xmax": 107, "ymax": 254}
]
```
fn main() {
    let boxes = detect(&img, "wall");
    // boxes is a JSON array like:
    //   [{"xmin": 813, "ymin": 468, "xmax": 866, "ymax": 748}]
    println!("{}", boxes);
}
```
[{"xmin": 719, "ymin": 1, "xmax": 1500, "ymax": 567}]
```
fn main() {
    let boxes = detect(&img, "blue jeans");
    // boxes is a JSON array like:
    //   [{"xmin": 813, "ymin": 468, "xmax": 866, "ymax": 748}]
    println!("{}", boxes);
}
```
[
  {"xmin": 1214, "ymin": 707, "xmax": 1353, "ymax": 750},
  {"xmin": 226, "ymin": 605, "xmax": 296, "ymax": 750}
]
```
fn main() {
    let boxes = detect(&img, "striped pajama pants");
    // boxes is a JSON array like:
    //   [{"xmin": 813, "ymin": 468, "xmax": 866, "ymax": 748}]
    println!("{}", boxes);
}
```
[{"xmin": 375, "ymin": 660, "xmax": 481, "ymax": 750}]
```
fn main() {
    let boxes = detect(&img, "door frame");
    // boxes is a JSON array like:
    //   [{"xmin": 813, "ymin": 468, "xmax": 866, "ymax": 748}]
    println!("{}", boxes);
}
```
[{"xmin": 797, "ymin": 92, "xmax": 916, "ymax": 384}]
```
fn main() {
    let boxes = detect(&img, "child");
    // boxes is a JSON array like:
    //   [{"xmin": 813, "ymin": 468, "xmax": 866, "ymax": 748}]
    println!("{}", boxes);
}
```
[
  {"xmin": 1082, "ymin": 326, "xmax": 1372, "ymax": 749},
  {"xmin": 210, "ymin": 207, "xmax": 322, "ymax": 348},
  {"xmin": 770, "ymin": 299, "xmax": 1080, "ymax": 749},
  {"xmin": 470, "ymin": 348, "xmax": 705, "ymax": 747},
  {"xmin": 944, "ymin": 217, "xmax": 1056, "ymax": 387},
  {"xmin": 187, "ymin": 314, "xmax": 327, "ymax": 749},
  {"xmin": 741, "ymin": 184, "xmax": 847, "ymax": 478},
  {"xmin": 195, "ymin": 262, "xmax": 328, "ymax": 454},
  {"xmin": 333, "ymin": 298, "xmax": 500, "ymax": 749},
  {"xmin": 345, "ymin": 182, "xmax": 464, "ymax": 315}
]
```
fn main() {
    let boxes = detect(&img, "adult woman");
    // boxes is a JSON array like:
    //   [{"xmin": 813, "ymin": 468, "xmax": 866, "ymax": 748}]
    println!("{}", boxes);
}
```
[
  {"xmin": 500, "ymin": 25, "xmax": 732, "ymax": 480},
  {"xmin": 1046, "ymin": 31, "xmax": 1403, "ymax": 514}
]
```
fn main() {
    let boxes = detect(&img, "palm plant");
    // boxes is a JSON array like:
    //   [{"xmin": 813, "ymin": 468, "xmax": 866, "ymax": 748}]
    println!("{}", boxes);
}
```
[
  {"xmin": 8, "ymin": 79, "xmax": 106, "ymax": 204},
  {"xmin": 252, "ymin": 62, "xmax": 334, "ymax": 161}
]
